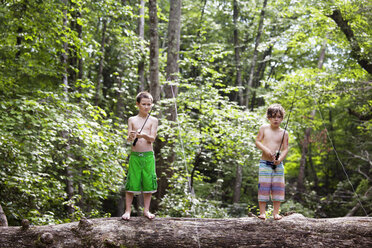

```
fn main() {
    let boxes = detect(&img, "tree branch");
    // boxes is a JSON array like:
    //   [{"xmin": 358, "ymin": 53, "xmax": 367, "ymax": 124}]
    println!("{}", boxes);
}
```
[{"xmin": 327, "ymin": 9, "xmax": 372, "ymax": 75}]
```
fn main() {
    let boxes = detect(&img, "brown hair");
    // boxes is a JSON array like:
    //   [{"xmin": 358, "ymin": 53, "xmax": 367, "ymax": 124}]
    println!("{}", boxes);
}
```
[
  {"xmin": 266, "ymin": 104, "xmax": 285, "ymax": 118},
  {"xmin": 136, "ymin": 91, "xmax": 153, "ymax": 103}
]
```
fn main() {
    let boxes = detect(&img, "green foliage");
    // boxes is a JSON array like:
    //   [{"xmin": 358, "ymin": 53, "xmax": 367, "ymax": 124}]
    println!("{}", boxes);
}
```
[
  {"xmin": 155, "ymin": 80, "xmax": 262, "ymax": 216},
  {"xmin": 158, "ymin": 192, "xmax": 228, "ymax": 218},
  {"xmin": 0, "ymin": 0, "xmax": 371, "ymax": 225},
  {"xmin": 280, "ymin": 199, "xmax": 315, "ymax": 217},
  {"xmin": 0, "ymin": 90, "xmax": 128, "ymax": 225}
]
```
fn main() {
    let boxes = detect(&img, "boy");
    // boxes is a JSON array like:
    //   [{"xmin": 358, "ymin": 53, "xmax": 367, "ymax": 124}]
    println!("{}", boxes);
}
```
[
  {"xmin": 122, "ymin": 92, "xmax": 158, "ymax": 220},
  {"xmin": 255, "ymin": 104, "xmax": 289, "ymax": 220}
]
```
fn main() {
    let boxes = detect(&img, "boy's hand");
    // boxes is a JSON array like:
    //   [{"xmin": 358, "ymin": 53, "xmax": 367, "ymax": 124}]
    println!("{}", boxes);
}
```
[
  {"xmin": 273, "ymin": 151, "xmax": 282, "ymax": 165},
  {"xmin": 136, "ymin": 131, "xmax": 148, "ymax": 139},
  {"xmin": 266, "ymin": 151, "xmax": 275, "ymax": 161},
  {"xmin": 128, "ymin": 130, "xmax": 137, "ymax": 141}
]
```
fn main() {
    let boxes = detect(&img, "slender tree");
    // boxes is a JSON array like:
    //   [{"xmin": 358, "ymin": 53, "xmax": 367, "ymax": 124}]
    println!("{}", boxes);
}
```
[
  {"xmin": 154, "ymin": 0, "xmax": 183, "ymax": 208},
  {"xmin": 245, "ymin": 0, "xmax": 268, "ymax": 109},
  {"xmin": 94, "ymin": 19, "xmax": 107, "ymax": 106},
  {"xmin": 61, "ymin": 0, "xmax": 74, "ymax": 216},
  {"xmin": 232, "ymin": 0, "xmax": 243, "ymax": 203},
  {"xmin": 233, "ymin": 0, "xmax": 243, "ymax": 106},
  {"xmin": 137, "ymin": 0, "xmax": 146, "ymax": 91},
  {"xmin": 149, "ymin": 0, "xmax": 160, "ymax": 103}
]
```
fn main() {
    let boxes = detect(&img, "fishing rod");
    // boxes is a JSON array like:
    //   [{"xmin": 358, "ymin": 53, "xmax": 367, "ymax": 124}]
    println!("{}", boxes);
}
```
[
  {"xmin": 273, "ymin": 86, "xmax": 298, "ymax": 169},
  {"xmin": 132, "ymin": 106, "xmax": 153, "ymax": 147}
]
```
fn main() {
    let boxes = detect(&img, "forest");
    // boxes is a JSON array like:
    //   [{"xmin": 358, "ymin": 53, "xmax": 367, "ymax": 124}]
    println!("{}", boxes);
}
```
[{"xmin": 0, "ymin": 0, "xmax": 371, "ymax": 227}]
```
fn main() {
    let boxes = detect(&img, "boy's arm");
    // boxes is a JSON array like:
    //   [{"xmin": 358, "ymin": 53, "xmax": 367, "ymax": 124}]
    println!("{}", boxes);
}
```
[
  {"xmin": 255, "ymin": 126, "xmax": 274, "ymax": 159},
  {"xmin": 127, "ymin": 117, "xmax": 136, "ymax": 142},
  {"xmin": 275, "ymin": 131, "xmax": 289, "ymax": 164},
  {"xmin": 136, "ymin": 117, "xmax": 158, "ymax": 143}
]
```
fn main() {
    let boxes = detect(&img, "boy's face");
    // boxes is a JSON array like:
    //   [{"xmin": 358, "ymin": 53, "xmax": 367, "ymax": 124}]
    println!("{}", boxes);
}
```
[
  {"xmin": 268, "ymin": 114, "xmax": 283, "ymax": 127},
  {"xmin": 136, "ymin": 98, "xmax": 152, "ymax": 115}
]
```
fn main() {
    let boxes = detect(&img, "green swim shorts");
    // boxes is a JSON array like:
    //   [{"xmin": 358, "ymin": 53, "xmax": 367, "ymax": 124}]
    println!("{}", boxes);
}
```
[{"xmin": 125, "ymin": 151, "xmax": 157, "ymax": 194}]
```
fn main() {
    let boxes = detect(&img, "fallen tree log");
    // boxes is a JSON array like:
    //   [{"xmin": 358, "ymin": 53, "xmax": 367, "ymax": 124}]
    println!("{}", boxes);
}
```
[{"xmin": 0, "ymin": 214, "xmax": 371, "ymax": 247}]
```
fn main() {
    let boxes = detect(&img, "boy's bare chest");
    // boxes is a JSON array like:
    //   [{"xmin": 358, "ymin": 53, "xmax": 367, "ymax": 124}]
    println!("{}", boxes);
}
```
[
  {"xmin": 132, "ymin": 119, "xmax": 152, "ymax": 132},
  {"xmin": 264, "ymin": 129, "xmax": 283, "ymax": 144}
]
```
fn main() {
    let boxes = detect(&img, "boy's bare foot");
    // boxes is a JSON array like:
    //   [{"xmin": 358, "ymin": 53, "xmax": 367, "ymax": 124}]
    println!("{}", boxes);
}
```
[
  {"xmin": 121, "ymin": 212, "xmax": 131, "ymax": 220},
  {"xmin": 258, "ymin": 214, "xmax": 266, "ymax": 220},
  {"xmin": 144, "ymin": 211, "xmax": 155, "ymax": 220},
  {"xmin": 274, "ymin": 214, "xmax": 282, "ymax": 220}
]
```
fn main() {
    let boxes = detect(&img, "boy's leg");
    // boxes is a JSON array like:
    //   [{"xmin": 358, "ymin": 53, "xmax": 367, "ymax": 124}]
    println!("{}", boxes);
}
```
[
  {"xmin": 272, "ymin": 163, "xmax": 285, "ymax": 220},
  {"xmin": 122, "ymin": 192, "xmax": 134, "ymax": 220},
  {"xmin": 258, "ymin": 201, "xmax": 267, "ymax": 220},
  {"xmin": 142, "ymin": 152, "xmax": 157, "ymax": 220},
  {"xmin": 258, "ymin": 160, "xmax": 271, "ymax": 220},
  {"xmin": 273, "ymin": 201, "xmax": 282, "ymax": 220},
  {"xmin": 143, "ymin": 193, "xmax": 155, "ymax": 219}
]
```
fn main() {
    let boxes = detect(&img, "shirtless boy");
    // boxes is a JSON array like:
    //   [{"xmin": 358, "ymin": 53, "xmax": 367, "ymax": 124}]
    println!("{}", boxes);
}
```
[
  {"xmin": 122, "ymin": 92, "xmax": 158, "ymax": 220},
  {"xmin": 255, "ymin": 104, "xmax": 289, "ymax": 220}
]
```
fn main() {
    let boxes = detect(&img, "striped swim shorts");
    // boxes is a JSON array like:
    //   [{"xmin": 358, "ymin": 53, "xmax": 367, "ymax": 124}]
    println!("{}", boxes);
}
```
[{"xmin": 258, "ymin": 160, "xmax": 285, "ymax": 202}]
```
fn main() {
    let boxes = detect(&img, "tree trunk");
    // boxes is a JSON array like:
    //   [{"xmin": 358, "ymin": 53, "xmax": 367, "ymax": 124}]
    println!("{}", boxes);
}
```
[
  {"xmin": 0, "ymin": 203, "xmax": 7, "ymax": 227},
  {"xmin": 77, "ymin": 9, "xmax": 83, "ymax": 88},
  {"xmin": 137, "ymin": 0, "xmax": 146, "ymax": 91},
  {"xmin": 61, "ymin": 0, "xmax": 74, "ymax": 216},
  {"xmin": 190, "ymin": 0, "xmax": 207, "ymax": 79},
  {"xmin": 233, "ymin": 164, "xmax": 242, "ymax": 203},
  {"xmin": 297, "ymin": 125, "xmax": 312, "ymax": 196},
  {"xmin": 0, "ymin": 214, "xmax": 371, "ymax": 247},
  {"xmin": 232, "ymin": 0, "xmax": 243, "ymax": 202},
  {"xmin": 94, "ymin": 18, "xmax": 107, "ymax": 106},
  {"xmin": 233, "ymin": 0, "xmax": 243, "ymax": 106},
  {"xmin": 245, "ymin": 0, "xmax": 268, "ymax": 109},
  {"xmin": 149, "ymin": 0, "xmax": 160, "ymax": 103},
  {"xmin": 153, "ymin": 0, "xmax": 182, "ymax": 209},
  {"xmin": 308, "ymin": 143, "xmax": 319, "ymax": 191},
  {"xmin": 250, "ymin": 45, "xmax": 273, "ymax": 108}
]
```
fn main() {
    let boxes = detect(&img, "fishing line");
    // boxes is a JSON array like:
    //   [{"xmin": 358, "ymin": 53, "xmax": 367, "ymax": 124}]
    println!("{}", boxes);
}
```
[
  {"xmin": 310, "ymin": 83, "xmax": 369, "ymax": 216},
  {"xmin": 170, "ymin": 84, "xmax": 193, "ymax": 193},
  {"xmin": 170, "ymin": 83, "xmax": 201, "ymax": 248},
  {"xmin": 316, "ymin": 102, "xmax": 369, "ymax": 216}
]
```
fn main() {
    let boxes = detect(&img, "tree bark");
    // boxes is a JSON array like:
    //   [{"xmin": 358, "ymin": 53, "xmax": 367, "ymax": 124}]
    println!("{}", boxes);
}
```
[
  {"xmin": 149, "ymin": 0, "xmax": 160, "ymax": 103},
  {"xmin": 232, "ymin": 0, "xmax": 243, "ymax": 202},
  {"xmin": 233, "ymin": 164, "xmax": 242, "ymax": 203},
  {"xmin": 77, "ymin": 9, "xmax": 83, "ymax": 84},
  {"xmin": 233, "ymin": 0, "xmax": 243, "ymax": 106},
  {"xmin": 0, "ymin": 214, "xmax": 371, "ymax": 247},
  {"xmin": 0, "ymin": 203, "xmax": 7, "ymax": 227},
  {"xmin": 153, "ymin": 0, "xmax": 182, "ymax": 209},
  {"xmin": 165, "ymin": 0, "xmax": 181, "ymax": 96},
  {"xmin": 137, "ymin": 0, "xmax": 146, "ymax": 91}
]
